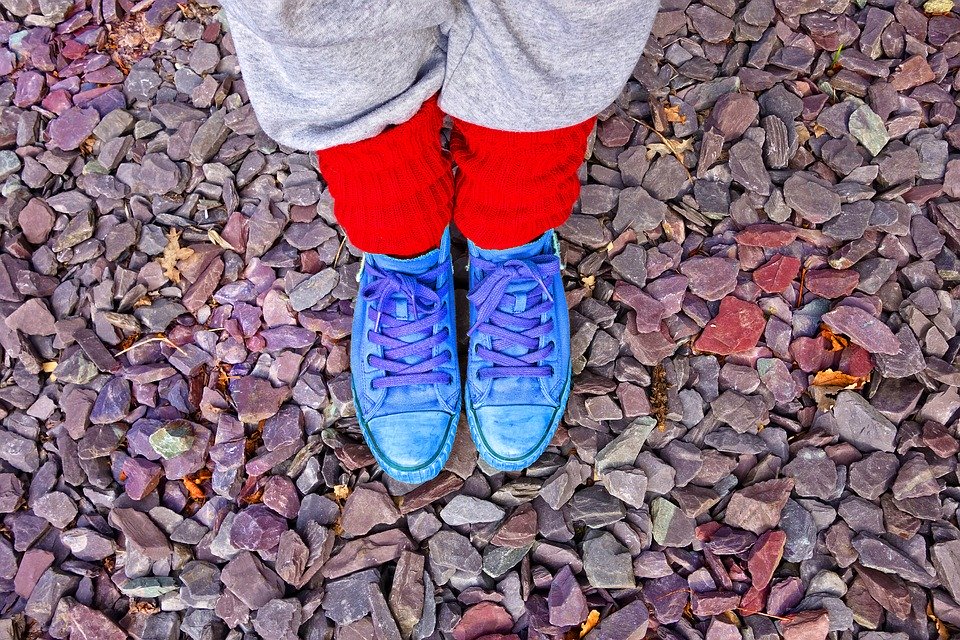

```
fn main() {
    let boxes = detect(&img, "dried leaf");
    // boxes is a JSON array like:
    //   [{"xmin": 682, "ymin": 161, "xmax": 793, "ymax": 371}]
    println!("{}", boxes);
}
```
[
  {"xmin": 581, "ymin": 274, "xmax": 596, "ymax": 294},
  {"xmin": 245, "ymin": 421, "xmax": 264, "ymax": 457},
  {"xmin": 923, "ymin": 0, "xmax": 954, "ymax": 14},
  {"xmin": 819, "ymin": 326, "xmax": 849, "ymax": 351},
  {"xmin": 115, "ymin": 334, "xmax": 185, "ymax": 357},
  {"xmin": 579, "ymin": 610, "xmax": 601, "ymax": 637},
  {"xmin": 104, "ymin": 9, "xmax": 163, "ymax": 68},
  {"xmin": 647, "ymin": 136, "xmax": 695, "ymax": 160},
  {"xmin": 157, "ymin": 229, "xmax": 194, "ymax": 284},
  {"xmin": 927, "ymin": 603, "xmax": 952, "ymax": 640},
  {"xmin": 808, "ymin": 384, "xmax": 837, "ymax": 411},
  {"xmin": 240, "ymin": 486, "xmax": 264, "ymax": 505},
  {"xmin": 811, "ymin": 368, "xmax": 867, "ymax": 389},
  {"xmin": 651, "ymin": 363, "xmax": 669, "ymax": 431},
  {"xmin": 664, "ymin": 104, "xmax": 687, "ymax": 124},
  {"xmin": 333, "ymin": 484, "xmax": 351, "ymax": 502},
  {"xmin": 208, "ymin": 229, "xmax": 237, "ymax": 251},
  {"xmin": 183, "ymin": 469, "xmax": 212, "ymax": 502}
]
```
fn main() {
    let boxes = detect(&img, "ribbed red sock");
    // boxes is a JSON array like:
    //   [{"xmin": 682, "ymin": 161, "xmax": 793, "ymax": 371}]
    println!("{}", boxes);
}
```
[
  {"xmin": 449, "ymin": 116, "xmax": 595, "ymax": 250},
  {"xmin": 315, "ymin": 96, "xmax": 453, "ymax": 257}
]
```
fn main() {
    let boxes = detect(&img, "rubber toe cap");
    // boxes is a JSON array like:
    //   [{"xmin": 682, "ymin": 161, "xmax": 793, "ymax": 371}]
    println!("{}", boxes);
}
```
[
  {"xmin": 365, "ymin": 410, "xmax": 455, "ymax": 481},
  {"xmin": 472, "ymin": 404, "xmax": 559, "ymax": 469}
]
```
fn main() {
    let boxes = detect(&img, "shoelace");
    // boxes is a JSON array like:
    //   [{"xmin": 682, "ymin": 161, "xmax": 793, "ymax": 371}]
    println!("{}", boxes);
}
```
[
  {"xmin": 361, "ymin": 262, "xmax": 452, "ymax": 389},
  {"xmin": 468, "ymin": 254, "xmax": 559, "ymax": 380}
]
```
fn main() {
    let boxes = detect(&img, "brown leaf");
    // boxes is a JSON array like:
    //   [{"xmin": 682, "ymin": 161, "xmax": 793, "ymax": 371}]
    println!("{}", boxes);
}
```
[
  {"xmin": 333, "ymin": 484, "xmax": 351, "ymax": 502},
  {"xmin": 664, "ymin": 104, "xmax": 687, "ymax": 124},
  {"xmin": 245, "ymin": 421, "xmax": 264, "ymax": 457},
  {"xmin": 819, "ymin": 326, "xmax": 849, "ymax": 351},
  {"xmin": 651, "ymin": 363, "xmax": 669, "ymax": 432},
  {"xmin": 579, "ymin": 610, "xmax": 600, "ymax": 638},
  {"xmin": 811, "ymin": 368, "xmax": 867, "ymax": 389},
  {"xmin": 929, "ymin": 604, "xmax": 953, "ymax": 640},
  {"xmin": 183, "ymin": 468, "xmax": 212, "ymax": 503},
  {"xmin": 157, "ymin": 229, "xmax": 194, "ymax": 284}
]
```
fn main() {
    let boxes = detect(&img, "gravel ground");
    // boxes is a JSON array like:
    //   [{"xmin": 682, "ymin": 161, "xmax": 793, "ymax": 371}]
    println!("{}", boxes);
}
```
[{"xmin": 0, "ymin": 0, "xmax": 959, "ymax": 638}]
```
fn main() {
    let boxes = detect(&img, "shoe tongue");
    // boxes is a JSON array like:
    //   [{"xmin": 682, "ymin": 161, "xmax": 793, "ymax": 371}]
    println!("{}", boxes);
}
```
[
  {"xmin": 473, "ymin": 232, "xmax": 556, "ymax": 375},
  {"xmin": 367, "ymin": 245, "xmax": 441, "ymax": 276},
  {"xmin": 471, "ymin": 231, "xmax": 553, "ymax": 262}
]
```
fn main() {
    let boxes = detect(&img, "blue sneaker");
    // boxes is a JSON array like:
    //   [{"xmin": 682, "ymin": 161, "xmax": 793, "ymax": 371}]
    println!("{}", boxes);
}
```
[
  {"xmin": 351, "ymin": 229, "xmax": 460, "ymax": 483},
  {"xmin": 465, "ymin": 231, "xmax": 571, "ymax": 471}
]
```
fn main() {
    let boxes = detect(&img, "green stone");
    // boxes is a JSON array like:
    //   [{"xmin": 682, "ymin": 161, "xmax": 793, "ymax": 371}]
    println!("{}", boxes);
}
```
[
  {"xmin": 0, "ymin": 151, "xmax": 22, "ymax": 181},
  {"xmin": 849, "ymin": 104, "xmax": 890, "ymax": 157},
  {"xmin": 651, "ymin": 497, "xmax": 695, "ymax": 547},
  {"xmin": 482, "ymin": 543, "xmax": 532, "ymax": 578},
  {"xmin": 149, "ymin": 421, "xmax": 195, "ymax": 459},
  {"xmin": 54, "ymin": 350, "xmax": 99, "ymax": 385},
  {"xmin": 118, "ymin": 577, "xmax": 178, "ymax": 598},
  {"xmin": 583, "ymin": 532, "xmax": 636, "ymax": 589}
]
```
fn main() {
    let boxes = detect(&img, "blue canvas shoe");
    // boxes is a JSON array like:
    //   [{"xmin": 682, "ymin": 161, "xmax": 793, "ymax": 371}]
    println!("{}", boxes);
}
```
[
  {"xmin": 351, "ymin": 229, "xmax": 460, "ymax": 483},
  {"xmin": 465, "ymin": 231, "xmax": 571, "ymax": 471}
]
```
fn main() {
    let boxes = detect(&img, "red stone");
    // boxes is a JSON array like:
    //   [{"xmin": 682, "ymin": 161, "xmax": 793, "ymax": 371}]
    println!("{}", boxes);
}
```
[
  {"xmin": 748, "ymin": 530, "xmax": 786, "ymax": 590},
  {"xmin": 804, "ymin": 269, "xmax": 860, "ymax": 298},
  {"xmin": 736, "ymin": 224, "xmax": 798, "ymax": 248},
  {"xmin": 781, "ymin": 609, "xmax": 830, "ymax": 640},
  {"xmin": 453, "ymin": 602, "xmax": 514, "ymax": 640},
  {"xmin": 739, "ymin": 584, "xmax": 768, "ymax": 617},
  {"xmin": 839, "ymin": 344, "xmax": 874, "ymax": 378},
  {"xmin": 752, "ymin": 255, "xmax": 801, "ymax": 294},
  {"xmin": 695, "ymin": 521, "xmax": 723, "ymax": 542},
  {"xmin": 790, "ymin": 337, "xmax": 837, "ymax": 373},
  {"xmin": 695, "ymin": 296, "xmax": 766, "ymax": 356}
]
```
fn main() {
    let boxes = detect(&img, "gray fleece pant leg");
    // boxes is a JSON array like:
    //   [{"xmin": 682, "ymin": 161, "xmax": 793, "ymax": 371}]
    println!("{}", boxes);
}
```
[{"xmin": 220, "ymin": 1, "xmax": 658, "ymax": 151}]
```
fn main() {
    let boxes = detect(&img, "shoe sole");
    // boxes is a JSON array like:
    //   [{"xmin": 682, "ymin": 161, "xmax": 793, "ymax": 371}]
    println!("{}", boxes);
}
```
[
  {"xmin": 464, "ymin": 371, "xmax": 571, "ymax": 472},
  {"xmin": 352, "ymin": 378, "xmax": 460, "ymax": 484}
]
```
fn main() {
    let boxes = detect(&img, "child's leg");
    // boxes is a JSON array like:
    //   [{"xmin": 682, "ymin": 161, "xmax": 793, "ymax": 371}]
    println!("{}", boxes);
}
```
[
  {"xmin": 445, "ymin": 1, "xmax": 658, "ymax": 469},
  {"xmin": 449, "ymin": 117, "xmax": 595, "ymax": 250},
  {"xmin": 316, "ymin": 97, "xmax": 453, "ymax": 257},
  {"xmin": 220, "ymin": 0, "xmax": 456, "ymax": 256},
  {"xmin": 443, "ymin": 0, "xmax": 658, "ymax": 243}
]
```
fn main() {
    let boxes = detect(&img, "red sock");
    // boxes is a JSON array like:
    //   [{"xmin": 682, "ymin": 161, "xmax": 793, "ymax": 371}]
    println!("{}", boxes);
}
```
[
  {"xmin": 315, "ymin": 96, "xmax": 453, "ymax": 257},
  {"xmin": 449, "ymin": 116, "xmax": 595, "ymax": 250}
]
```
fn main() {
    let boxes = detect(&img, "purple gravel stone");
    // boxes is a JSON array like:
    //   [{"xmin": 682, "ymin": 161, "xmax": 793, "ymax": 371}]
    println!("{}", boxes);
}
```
[
  {"xmin": 14, "ymin": 70, "xmax": 44, "ymax": 107},
  {"xmin": 821, "ymin": 305, "xmax": 900, "ymax": 355},
  {"xmin": 46, "ymin": 106, "xmax": 100, "ymax": 151},
  {"xmin": 14, "ymin": 549, "xmax": 54, "ymax": 598},
  {"xmin": 547, "ymin": 565, "xmax": 588, "ymax": 627},
  {"xmin": 89, "ymin": 377, "xmax": 130, "ymax": 424},
  {"xmin": 231, "ymin": 376, "xmax": 289, "ymax": 423},
  {"xmin": 679, "ymin": 257, "xmax": 739, "ymax": 301},
  {"xmin": 221, "ymin": 550, "xmax": 285, "ymax": 609},
  {"xmin": 230, "ymin": 504, "xmax": 288, "ymax": 551},
  {"xmin": 121, "ymin": 457, "xmax": 162, "ymax": 500},
  {"xmin": 262, "ymin": 476, "xmax": 300, "ymax": 519},
  {"xmin": 643, "ymin": 573, "xmax": 689, "ymax": 624}
]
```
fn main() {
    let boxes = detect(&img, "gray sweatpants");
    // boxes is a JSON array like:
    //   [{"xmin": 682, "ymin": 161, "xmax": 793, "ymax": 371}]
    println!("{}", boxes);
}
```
[{"xmin": 219, "ymin": 1, "xmax": 659, "ymax": 151}]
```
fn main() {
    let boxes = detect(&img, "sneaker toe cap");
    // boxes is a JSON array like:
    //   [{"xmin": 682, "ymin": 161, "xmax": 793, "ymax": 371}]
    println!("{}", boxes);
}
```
[
  {"xmin": 366, "ymin": 411, "xmax": 455, "ymax": 474},
  {"xmin": 473, "ymin": 404, "xmax": 559, "ymax": 467}
]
